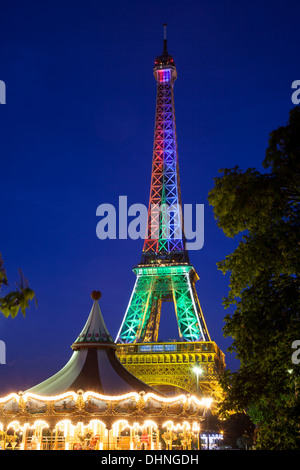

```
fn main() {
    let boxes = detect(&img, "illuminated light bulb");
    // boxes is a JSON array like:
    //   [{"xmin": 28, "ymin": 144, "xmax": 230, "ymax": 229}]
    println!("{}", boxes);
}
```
[{"xmin": 193, "ymin": 365, "xmax": 203, "ymax": 375}]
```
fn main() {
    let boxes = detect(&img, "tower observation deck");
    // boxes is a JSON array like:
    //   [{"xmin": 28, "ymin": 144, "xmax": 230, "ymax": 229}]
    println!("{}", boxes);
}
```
[{"xmin": 115, "ymin": 26, "xmax": 225, "ymax": 398}]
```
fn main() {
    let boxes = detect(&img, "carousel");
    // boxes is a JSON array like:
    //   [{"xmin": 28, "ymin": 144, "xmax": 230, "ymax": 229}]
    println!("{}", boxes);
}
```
[{"xmin": 0, "ymin": 291, "xmax": 212, "ymax": 450}]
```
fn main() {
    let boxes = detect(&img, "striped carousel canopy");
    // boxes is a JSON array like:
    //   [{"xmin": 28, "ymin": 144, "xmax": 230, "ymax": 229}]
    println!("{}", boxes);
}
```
[{"xmin": 27, "ymin": 291, "xmax": 156, "ymax": 396}]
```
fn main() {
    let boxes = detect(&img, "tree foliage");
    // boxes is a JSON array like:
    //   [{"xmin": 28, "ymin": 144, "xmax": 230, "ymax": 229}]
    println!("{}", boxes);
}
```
[
  {"xmin": 208, "ymin": 107, "xmax": 300, "ymax": 449},
  {"xmin": 0, "ymin": 253, "xmax": 35, "ymax": 318},
  {"xmin": 222, "ymin": 412, "xmax": 255, "ymax": 449}
]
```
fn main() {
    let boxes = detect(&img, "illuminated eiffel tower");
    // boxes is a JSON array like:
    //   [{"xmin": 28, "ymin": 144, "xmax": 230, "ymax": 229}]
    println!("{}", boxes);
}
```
[{"xmin": 116, "ymin": 26, "xmax": 225, "ymax": 398}]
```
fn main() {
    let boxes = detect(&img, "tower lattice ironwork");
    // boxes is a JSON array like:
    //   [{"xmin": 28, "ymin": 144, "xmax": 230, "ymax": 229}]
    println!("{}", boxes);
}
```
[{"xmin": 115, "ymin": 26, "xmax": 225, "ymax": 397}]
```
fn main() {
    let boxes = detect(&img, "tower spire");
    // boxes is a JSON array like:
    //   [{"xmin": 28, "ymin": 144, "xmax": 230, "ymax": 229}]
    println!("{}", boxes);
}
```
[
  {"xmin": 154, "ymin": 23, "xmax": 175, "ymax": 69},
  {"xmin": 163, "ymin": 23, "xmax": 168, "ymax": 55}
]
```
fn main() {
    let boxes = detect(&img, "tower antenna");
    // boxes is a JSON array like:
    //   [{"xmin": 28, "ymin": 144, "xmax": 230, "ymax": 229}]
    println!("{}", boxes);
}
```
[{"xmin": 163, "ymin": 23, "xmax": 168, "ymax": 55}]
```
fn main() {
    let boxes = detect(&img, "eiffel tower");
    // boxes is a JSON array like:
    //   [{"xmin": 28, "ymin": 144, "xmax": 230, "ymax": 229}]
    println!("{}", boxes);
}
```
[{"xmin": 115, "ymin": 26, "xmax": 225, "ymax": 398}]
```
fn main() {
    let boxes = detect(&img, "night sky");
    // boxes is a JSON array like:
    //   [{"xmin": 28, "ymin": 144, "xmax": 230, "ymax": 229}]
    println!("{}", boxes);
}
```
[{"xmin": 0, "ymin": 0, "xmax": 299, "ymax": 395}]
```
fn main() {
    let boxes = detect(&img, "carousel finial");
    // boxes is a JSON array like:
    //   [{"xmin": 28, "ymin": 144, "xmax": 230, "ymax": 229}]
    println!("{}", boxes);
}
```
[{"xmin": 91, "ymin": 290, "xmax": 101, "ymax": 301}]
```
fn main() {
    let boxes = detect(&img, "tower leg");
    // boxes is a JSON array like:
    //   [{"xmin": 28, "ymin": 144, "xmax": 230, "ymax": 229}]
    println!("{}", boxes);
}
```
[
  {"xmin": 116, "ymin": 265, "xmax": 210, "ymax": 343},
  {"xmin": 171, "ymin": 269, "xmax": 210, "ymax": 342},
  {"xmin": 116, "ymin": 273, "xmax": 155, "ymax": 343}
]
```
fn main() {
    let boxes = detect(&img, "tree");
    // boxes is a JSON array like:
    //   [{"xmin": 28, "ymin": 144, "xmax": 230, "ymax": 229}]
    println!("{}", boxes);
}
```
[
  {"xmin": 208, "ymin": 107, "xmax": 300, "ymax": 449},
  {"xmin": 222, "ymin": 412, "xmax": 255, "ymax": 449},
  {"xmin": 0, "ymin": 253, "xmax": 35, "ymax": 318}
]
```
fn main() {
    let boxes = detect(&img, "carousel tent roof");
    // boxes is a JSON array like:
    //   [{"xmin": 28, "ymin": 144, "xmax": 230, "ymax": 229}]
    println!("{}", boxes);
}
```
[{"xmin": 27, "ymin": 291, "xmax": 156, "ymax": 396}]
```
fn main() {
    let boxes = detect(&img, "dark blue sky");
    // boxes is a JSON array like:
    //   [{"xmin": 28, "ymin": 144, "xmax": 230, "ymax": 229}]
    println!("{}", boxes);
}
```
[{"xmin": 0, "ymin": 0, "xmax": 299, "ymax": 394}]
